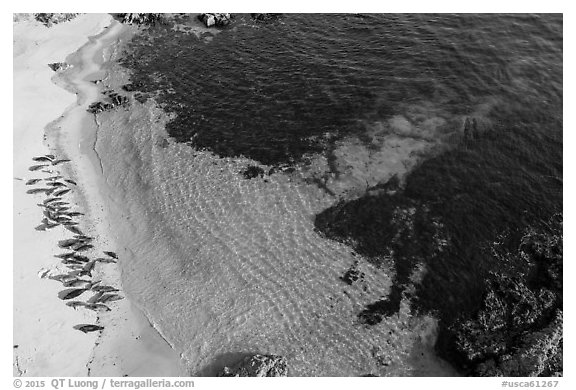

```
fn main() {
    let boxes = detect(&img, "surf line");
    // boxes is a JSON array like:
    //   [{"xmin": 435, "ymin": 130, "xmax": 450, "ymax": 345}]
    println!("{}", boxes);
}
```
[{"xmin": 52, "ymin": 16, "xmax": 186, "ymax": 375}]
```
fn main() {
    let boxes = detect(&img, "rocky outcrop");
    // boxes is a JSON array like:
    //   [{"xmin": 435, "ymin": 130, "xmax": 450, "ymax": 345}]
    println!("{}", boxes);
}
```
[
  {"xmin": 48, "ymin": 62, "xmax": 70, "ymax": 72},
  {"xmin": 108, "ymin": 92, "xmax": 129, "ymax": 107},
  {"xmin": 118, "ymin": 13, "xmax": 163, "ymax": 25},
  {"xmin": 34, "ymin": 13, "xmax": 78, "ymax": 27},
  {"xmin": 474, "ymin": 311, "xmax": 563, "ymax": 377},
  {"xmin": 87, "ymin": 92, "xmax": 129, "ymax": 114},
  {"xmin": 241, "ymin": 165, "xmax": 265, "ymax": 179},
  {"xmin": 198, "ymin": 13, "xmax": 232, "ymax": 28},
  {"xmin": 340, "ymin": 261, "xmax": 365, "ymax": 286},
  {"xmin": 440, "ymin": 215, "xmax": 563, "ymax": 376},
  {"xmin": 87, "ymin": 102, "xmax": 112, "ymax": 114},
  {"xmin": 219, "ymin": 354, "xmax": 288, "ymax": 377}
]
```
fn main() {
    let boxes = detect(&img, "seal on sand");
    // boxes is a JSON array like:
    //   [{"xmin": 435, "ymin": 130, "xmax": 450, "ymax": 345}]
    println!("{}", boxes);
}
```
[
  {"xmin": 29, "ymin": 164, "xmax": 48, "ymax": 171},
  {"xmin": 86, "ymin": 303, "xmax": 111, "ymax": 312},
  {"xmin": 92, "ymin": 285, "xmax": 119, "ymax": 293},
  {"xmin": 32, "ymin": 156, "xmax": 53, "ymax": 163},
  {"xmin": 95, "ymin": 257, "xmax": 117, "ymax": 264},
  {"xmin": 73, "ymin": 324, "xmax": 104, "ymax": 333},
  {"xmin": 103, "ymin": 251, "xmax": 118, "ymax": 259},
  {"xmin": 53, "ymin": 188, "xmax": 71, "ymax": 197},
  {"xmin": 65, "ymin": 225, "xmax": 84, "ymax": 235},
  {"xmin": 58, "ymin": 238, "xmax": 82, "ymax": 248},
  {"xmin": 52, "ymin": 159, "xmax": 71, "ymax": 166},
  {"xmin": 74, "ymin": 244, "xmax": 94, "ymax": 252},
  {"xmin": 98, "ymin": 293, "xmax": 124, "ymax": 303},
  {"xmin": 66, "ymin": 301, "xmax": 89, "ymax": 310},
  {"xmin": 58, "ymin": 288, "xmax": 88, "ymax": 300}
]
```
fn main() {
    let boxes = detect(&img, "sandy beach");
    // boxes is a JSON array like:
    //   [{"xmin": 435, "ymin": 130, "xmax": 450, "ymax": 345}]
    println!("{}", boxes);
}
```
[{"xmin": 13, "ymin": 13, "xmax": 184, "ymax": 377}]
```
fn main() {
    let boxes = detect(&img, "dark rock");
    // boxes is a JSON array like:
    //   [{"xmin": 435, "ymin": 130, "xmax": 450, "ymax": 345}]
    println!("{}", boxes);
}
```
[
  {"xmin": 87, "ymin": 92, "xmax": 129, "ymax": 114},
  {"xmin": 118, "ymin": 13, "xmax": 164, "ymax": 25},
  {"xmin": 371, "ymin": 345, "xmax": 393, "ymax": 367},
  {"xmin": 474, "ymin": 311, "xmax": 563, "ymax": 377},
  {"xmin": 340, "ymin": 269, "xmax": 361, "ymax": 285},
  {"xmin": 134, "ymin": 93, "xmax": 148, "ymax": 104},
  {"xmin": 439, "ymin": 215, "xmax": 563, "ymax": 376},
  {"xmin": 34, "ymin": 13, "xmax": 78, "ymax": 27},
  {"xmin": 198, "ymin": 13, "xmax": 233, "ymax": 28},
  {"xmin": 48, "ymin": 62, "xmax": 69, "ymax": 72},
  {"xmin": 219, "ymin": 354, "xmax": 288, "ymax": 377},
  {"xmin": 198, "ymin": 13, "xmax": 215, "ymax": 27},
  {"xmin": 241, "ymin": 165, "xmax": 265, "ymax": 179},
  {"xmin": 111, "ymin": 94, "xmax": 129, "ymax": 106},
  {"xmin": 122, "ymin": 82, "xmax": 145, "ymax": 92},
  {"xmin": 87, "ymin": 102, "xmax": 112, "ymax": 114},
  {"xmin": 340, "ymin": 262, "xmax": 364, "ymax": 285}
]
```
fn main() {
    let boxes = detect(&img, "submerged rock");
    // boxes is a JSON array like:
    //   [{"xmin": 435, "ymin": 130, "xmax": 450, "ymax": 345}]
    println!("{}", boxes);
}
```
[
  {"xmin": 340, "ymin": 262, "xmax": 365, "ymax": 285},
  {"xmin": 241, "ymin": 165, "xmax": 265, "ymax": 179},
  {"xmin": 48, "ymin": 62, "xmax": 70, "ymax": 72},
  {"xmin": 198, "ymin": 13, "xmax": 232, "ymax": 28},
  {"xmin": 219, "ymin": 354, "xmax": 288, "ymax": 377},
  {"xmin": 122, "ymin": 82, "xmax": 145, "ymax": 92},
  {"xmin": 87, "ymin": 102, "xmax": 113, "ymax": 114},
  {"xmin": 109, "ymin": 92, "xmax": 129, "ymax": 107},
  {"xmin": 341, "ymin": 268, "xmax": 362, "ymax": 285},
  {"xmin": 87, "ymin": 92, "xmax": 129, "ymax": 114}
]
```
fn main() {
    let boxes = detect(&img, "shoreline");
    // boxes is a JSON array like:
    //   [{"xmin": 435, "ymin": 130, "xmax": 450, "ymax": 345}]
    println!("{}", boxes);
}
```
[
  {"xmin": 13, "ymin": 13, "xmax": 562, "ymax": 378},
  {"xmin": 14, "ymin": 13, "xmax": 457, "ymax": 377},
  {"xmin": 81, "ymin": 17, "xmax": 458, "ymax": 375},
  {"xmin": 14, "ymin": 14, "xmax": 185, "ymax": 376},
  {"xmin": 54, "ymin": 16, "xmax": 186, "ymax": 377}
]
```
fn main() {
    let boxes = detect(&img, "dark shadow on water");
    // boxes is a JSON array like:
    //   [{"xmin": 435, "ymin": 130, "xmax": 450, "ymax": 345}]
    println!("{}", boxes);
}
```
[{"xmin": 358, "ymin": 284, "xmax": 404, "ymax": 325}]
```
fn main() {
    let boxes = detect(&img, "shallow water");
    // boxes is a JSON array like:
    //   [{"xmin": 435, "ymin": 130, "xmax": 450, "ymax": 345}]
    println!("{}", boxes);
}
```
[
  {"xmin": 97, "ymin": 13, "xmax": 561, "ymax": 376},
  {"xmin": 95, "ymin": 98, "xmax": 460, "ymax": 375}
]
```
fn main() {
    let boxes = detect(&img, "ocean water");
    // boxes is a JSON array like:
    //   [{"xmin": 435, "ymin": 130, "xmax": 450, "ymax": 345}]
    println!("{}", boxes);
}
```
[{"xmin": 100, "ymin": 14, "xmax": 562, "ymax": 375}]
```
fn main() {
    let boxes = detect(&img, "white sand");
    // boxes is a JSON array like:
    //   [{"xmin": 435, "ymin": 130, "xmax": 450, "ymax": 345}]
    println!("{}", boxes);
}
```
[{"xmin": 13, "ymin": 14, "xmax": 185, "ymax": 377}]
